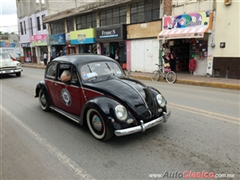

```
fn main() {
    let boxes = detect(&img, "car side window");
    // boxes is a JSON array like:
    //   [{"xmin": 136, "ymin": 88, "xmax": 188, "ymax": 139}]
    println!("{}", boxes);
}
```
[
  {"xmin": 46, "ymin": 62, "xmax": 57, "ymax": 79},
  {"xmin": 58, "ymin": 64, "xmax": 79, "ymax": 86},
  {"xmin": 58, "ymin": 64, "xmax": 71, "ymax": 81}
]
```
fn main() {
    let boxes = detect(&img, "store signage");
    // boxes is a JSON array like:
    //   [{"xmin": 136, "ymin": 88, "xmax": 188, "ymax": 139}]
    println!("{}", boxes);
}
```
[
  {"xmin": 49, "ymin": 34, "xmax": 66, "ymax": 45},
  {"xmin": 95, "ymin": 24, "xmax": 126, "ymax": 42},
  {"xmin": 70, "ymin": 28, "xmax": 95, "ymax": 45},
  {"xmin": 162, "ymin": 11, "xmax": 212, "ymax": 31},
  {"xmin": 21, "ymin": 43, "xmax": 31, "ymax": 47},
  {"xmin": 0, "ymin": 41, "xmax": 16, "ymax": 47},
  {"xmin": 30, "ymin": 34, "xmax": 48, "ymax": 46}
]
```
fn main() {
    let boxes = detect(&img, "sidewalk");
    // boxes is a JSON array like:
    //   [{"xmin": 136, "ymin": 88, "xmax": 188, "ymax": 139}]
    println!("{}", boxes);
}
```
[{"xmin": 22, "ymin": 63, "xmax": 240, "ymax": 90}]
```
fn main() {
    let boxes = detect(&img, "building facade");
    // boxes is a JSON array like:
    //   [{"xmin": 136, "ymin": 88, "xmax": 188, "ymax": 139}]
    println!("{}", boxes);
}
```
[
  {"xmin": 162, "ymin": 0, "xmax": 239, "ymax": 79},
  {"xmin": 16, "ymin": 0, "xmax": 239, "ymax": 79}
]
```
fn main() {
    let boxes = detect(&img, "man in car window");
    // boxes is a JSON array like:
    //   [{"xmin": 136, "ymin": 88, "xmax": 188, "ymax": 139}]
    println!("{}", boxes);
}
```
[{"xmin": 60, "ymin": 67, "xmax": 77, "ymax": 82}]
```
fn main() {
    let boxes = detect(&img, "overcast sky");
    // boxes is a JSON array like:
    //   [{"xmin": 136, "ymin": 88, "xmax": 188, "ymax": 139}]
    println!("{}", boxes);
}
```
[{"xmin": 0, "ymin": 0, "xmax": 18, "ymax": 33}]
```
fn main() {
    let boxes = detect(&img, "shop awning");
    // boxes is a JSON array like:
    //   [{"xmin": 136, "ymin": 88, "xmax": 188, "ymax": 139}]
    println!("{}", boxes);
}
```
[{"xmin": 158, "ymin": 26, "xmax": 209, "ymax": 40}]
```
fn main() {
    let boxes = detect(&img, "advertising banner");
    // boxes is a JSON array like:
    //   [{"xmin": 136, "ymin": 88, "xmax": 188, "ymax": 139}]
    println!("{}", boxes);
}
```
[
  {"xmin": 31, "ymin": 34, "xmax": 48, "ymax": 46},
  {"xmin": 49, "ymin": 34, "xmax": 66, "ymax": 45},
  {"xmin": 70, "ymin": 28, "xmax": 95, "ymax": 44}
]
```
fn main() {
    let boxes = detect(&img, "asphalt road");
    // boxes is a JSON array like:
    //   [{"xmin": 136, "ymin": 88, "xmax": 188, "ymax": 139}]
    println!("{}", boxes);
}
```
[{"xmin": 1, "ymin": 67, "xmax": 239, "ymax": 180}]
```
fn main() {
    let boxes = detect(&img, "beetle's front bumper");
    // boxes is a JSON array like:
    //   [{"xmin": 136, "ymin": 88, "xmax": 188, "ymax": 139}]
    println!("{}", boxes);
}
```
[{"xmin": 114, "ymin": 110, "xmax": 171, "ymax": 137}]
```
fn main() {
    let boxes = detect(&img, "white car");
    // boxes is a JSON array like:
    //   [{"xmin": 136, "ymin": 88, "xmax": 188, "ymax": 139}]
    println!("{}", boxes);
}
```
[{"xmin": 0, "ymin": 52, "xmax": 22, "ymax": 77}]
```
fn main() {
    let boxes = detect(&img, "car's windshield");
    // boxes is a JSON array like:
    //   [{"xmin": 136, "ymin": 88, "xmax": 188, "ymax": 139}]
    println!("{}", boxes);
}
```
[
  {"xmin": 80, "ymin": 61, "xmax": 123, "ymax": 82},
  {"xmin": 0, "ymin": 53, "xmax": 11, "ymax": 59}
]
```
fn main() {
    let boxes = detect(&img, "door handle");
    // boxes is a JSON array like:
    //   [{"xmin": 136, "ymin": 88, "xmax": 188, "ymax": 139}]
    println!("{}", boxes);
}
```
[{"xmin": 55, "ymin": 83, "xmax": 58, "ymax": 86}]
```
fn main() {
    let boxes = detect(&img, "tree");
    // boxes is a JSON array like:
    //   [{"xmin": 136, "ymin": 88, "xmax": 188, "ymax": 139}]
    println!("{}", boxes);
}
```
[{"xmin": 4, "ymin": 32, "xmax": 9, "ymax": 35}]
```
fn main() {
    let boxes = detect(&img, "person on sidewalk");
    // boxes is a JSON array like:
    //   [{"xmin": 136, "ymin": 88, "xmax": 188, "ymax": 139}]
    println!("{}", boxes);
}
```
[
  {"xmin": 114, "ymin": 50, "xmax": 120, "ymax": 64},
  {"xmin": 43, "ymin": 52, "xmax": 48, "ymax": 65},
  {"xmin": 166, "ymin": 48, "xmax": 176, "ymax": 72}
]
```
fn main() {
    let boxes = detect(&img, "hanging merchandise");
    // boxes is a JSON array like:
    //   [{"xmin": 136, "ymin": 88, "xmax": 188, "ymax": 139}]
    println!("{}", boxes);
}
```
[{"xmin": 189, "ymin": 58, "xmax": 197, "ymax": 73}]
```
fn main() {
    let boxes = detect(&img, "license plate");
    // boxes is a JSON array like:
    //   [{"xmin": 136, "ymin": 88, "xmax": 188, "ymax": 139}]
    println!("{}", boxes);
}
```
[{"xmin": 5, "ymin": 70, "xmax": 14, "ymax": 73}]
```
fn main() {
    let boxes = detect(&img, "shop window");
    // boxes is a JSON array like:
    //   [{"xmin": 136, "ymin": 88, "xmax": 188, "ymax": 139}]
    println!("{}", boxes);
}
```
[
  {"xmin": 67, "ymin": 18, "xmax": 74, "ymax": 32},
  {"xmin": 42, "ymin": 15, "xmax": 47, "ymax": 29},
  {"xmin": 30, "ymin": 18, "xmax": 33, "ymax": 35},
  {"xmin": 76, "ymin": 13, "xmax": 96, "ymax": 30},
  {"xmin": 24, "ymin": 21, "xmax": 27, "ymax": 34},
  {"xmin": 130, "ymin": 0, "xmax": 160, "ymax": 23},
  {"xmin": 100, "ymin": 20, "xmax": 106, "ymax": 26},
  {"xmin": 37, "ymin": 16, "xmax": 41, "ymax": 30},
  {"xmin": 152, "ymin": 9, "xmax": 159, "ymax": 20},
  {"xmin": 50, "ymin": 21, "xmax": 65, "ymax": 34},
  {"xmin": 113, "ymin": 17, "xmax": 119, "ymax": 24},
  {"xmin": 20, "ymin": 22, "xmax": 24, "ymax": 35},
  {"xmin": 100, "ymin": 6, "xmax": 126, "ymax": 27}
]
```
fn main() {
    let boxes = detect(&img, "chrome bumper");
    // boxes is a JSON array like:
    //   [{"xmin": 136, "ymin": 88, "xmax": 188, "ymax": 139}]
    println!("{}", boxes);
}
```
[
  {"xmin": 114, "ymin": 110, "xmax": 171, "ymax": 137},
  {"xmin": 0, "ymin": 69, "xmax": 22, "ymax": 74}
]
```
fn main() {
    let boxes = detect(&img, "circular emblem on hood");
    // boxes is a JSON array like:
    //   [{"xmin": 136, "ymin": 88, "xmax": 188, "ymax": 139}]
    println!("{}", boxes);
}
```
[{"xmin": 61, "ymin": 88, "xmax": 71, "ymax": 106}]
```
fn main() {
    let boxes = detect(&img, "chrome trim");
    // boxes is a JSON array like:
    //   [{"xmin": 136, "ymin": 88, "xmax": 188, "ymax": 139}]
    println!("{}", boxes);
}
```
[
  {"xmin": 50, "ymin": 106, "xmax": 80, "ymax": 123},
  {"xmin": 45, "ymin": 79, "xmax": 80, "ymax": 88},
  {"xmin": 114, "ymin": 110, "xmax": 171, "ymax": 137},
  {"xmin": 82, "ymin": 87, "xmax": 104, "ymax": 95}
]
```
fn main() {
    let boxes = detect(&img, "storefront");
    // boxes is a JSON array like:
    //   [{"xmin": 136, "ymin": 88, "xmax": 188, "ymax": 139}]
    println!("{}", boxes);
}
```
[
  {"xmin": 70, "ymin": 28, "xmax": 96, "ymax": 54},
  {"xmin": 49, "ymin": 33, "xmax": 66, "ymax": 58},
  {"xmin": 127, "ymin": 21, "xmax": 161, "ymax": 72},
  {"xmin": 95, "ymin": 24, "xmax": 127, "ymax": 66},
  {"xmin": 30, "ymin": 34, "xmax": 48, "ymax": 64},
  {"xmin": 158, "ymin": 11, "xmax": 213, "ymax": 76},
  {"xmin": 21, "ymin": 43, "xmax": 32, "ymax": 63}
]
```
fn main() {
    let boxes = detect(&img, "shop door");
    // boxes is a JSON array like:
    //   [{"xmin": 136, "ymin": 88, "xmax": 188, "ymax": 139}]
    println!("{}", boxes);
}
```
[{"xmin": 131, "ymin": 39, "xmax": 159, "ymax": 72}]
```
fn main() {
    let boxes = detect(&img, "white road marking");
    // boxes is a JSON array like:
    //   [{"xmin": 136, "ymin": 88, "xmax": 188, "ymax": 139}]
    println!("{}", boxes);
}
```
[
  {"xmin": 169, "ymin": 103, "xmax": 240, "ymax": 125},
  {"xmin": 1, "ymin": 106, "xmax": 95, "ymax": 180}
]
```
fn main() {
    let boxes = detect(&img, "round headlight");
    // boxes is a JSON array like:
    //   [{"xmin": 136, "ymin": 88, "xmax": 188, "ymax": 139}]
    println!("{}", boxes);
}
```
[
  {"xmin": 115, "ymin": 105, "xmax": 128, "ymax": 121},
  {"xmin": 156, "ymin": 94, "xmax": 166, "ymax": 107},
  {"xmin": 17, "ymin": 63, "xmax": 21, "ymax": 68}
]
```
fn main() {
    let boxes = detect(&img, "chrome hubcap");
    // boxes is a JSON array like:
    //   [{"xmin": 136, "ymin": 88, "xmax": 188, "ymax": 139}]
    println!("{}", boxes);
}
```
[
  {"xmin": 41, "ymin": 94, "xmax": 46, "ymax": 105},
  {"xmin": 92, "ymin": 114, "xmax": 102, "ymax": 131}
]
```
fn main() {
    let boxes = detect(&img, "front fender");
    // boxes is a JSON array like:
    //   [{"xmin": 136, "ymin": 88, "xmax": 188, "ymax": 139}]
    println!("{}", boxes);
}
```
[
  {"xmin": 35, "ymin": 81, "xmax": 51, "ymax": 106},
  {"xmin": 80, "ymin": 97, "xmax": 119, "ymax": 126}
]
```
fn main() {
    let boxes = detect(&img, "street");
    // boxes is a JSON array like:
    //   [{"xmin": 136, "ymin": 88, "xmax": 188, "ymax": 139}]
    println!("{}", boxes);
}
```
[{"xmin": 1, "ymin": 67, "xmax": 239, "ymax": 180}]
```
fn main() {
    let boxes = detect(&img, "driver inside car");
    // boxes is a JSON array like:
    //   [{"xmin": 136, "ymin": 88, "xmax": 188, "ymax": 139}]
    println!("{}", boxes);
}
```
[{"xmin": 60, "ymin": 67, "xmax": 77, "ymax": 82}]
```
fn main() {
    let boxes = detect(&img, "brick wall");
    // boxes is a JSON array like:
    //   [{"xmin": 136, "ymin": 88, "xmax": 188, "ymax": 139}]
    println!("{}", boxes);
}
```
[{"xmin": 164, "ymin": 0, "xmax": 172, "ymax": 16}]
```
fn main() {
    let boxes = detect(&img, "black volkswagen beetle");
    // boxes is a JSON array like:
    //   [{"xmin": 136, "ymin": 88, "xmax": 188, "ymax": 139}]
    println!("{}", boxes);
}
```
[{"xmin": 35, "ymin": 54, "xmax": 171, "ymax": 141}]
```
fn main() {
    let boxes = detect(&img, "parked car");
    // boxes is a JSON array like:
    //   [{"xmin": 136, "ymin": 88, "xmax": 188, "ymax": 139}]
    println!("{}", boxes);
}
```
[
  {"xmin": 0, "ymin": 52, "xmax": 22, "ymax": 77},
  {"xmin": 35, "ymin": 54, "xmax": 171, "ymax": 141}
]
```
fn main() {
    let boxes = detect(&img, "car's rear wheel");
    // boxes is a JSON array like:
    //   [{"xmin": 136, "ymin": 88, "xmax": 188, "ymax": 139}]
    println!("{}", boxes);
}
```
[
  {"xmin": 16, "ymin": 72, "xmax": 21, "ymax": 77},
  {"xmin": 86, "ymin": 108, "xmax": 113, "ymax": 141},
  {"xmin": 39, "ymin": 89, "xmax": 50, "ymax": 112}
]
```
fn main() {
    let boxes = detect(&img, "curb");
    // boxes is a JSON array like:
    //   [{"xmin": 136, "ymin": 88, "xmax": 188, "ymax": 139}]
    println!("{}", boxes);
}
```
[{"xmin": 131, "ymin": 75, "xmax": 240, "ymax": 90}]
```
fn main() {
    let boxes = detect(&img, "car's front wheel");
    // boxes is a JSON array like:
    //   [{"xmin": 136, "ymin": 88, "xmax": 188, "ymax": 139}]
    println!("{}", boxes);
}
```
[
  {"xmin": 86, "ymin": 108, "xmax": 113, "ymax": 141},
  {"xmin": 16, "ymin": 72, "xmax": 21, "ymax": 77},
  {"xmin": 39, "ymin": 89, "xmax": 50, "ymax": 112}
]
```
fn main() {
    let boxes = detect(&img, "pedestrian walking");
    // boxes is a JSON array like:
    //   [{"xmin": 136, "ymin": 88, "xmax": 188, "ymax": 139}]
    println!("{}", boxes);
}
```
[{"xmin": 43, "ymin": 52, "xmax": 48, "ymax": 65}]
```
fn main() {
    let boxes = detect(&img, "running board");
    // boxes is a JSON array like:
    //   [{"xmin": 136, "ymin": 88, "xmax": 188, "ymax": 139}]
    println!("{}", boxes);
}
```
[{"xmin": 50, "ymin": 106, "xmax": 80, "ymax": 123}]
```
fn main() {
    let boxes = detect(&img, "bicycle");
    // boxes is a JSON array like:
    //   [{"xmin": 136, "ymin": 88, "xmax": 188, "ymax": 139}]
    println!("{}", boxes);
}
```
[{"xmin": 151, "ymin": 64, "xmax": 177, "ymax": 84}]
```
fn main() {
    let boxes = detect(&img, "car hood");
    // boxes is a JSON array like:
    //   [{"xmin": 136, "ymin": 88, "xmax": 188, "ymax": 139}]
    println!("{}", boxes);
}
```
[
  {"xmin": 85, "ymin": 77, "xmax": 158, "ymax": 120},
  {"xmin": 0, "ymin": 59, "xmax": 18, "ymax": 68}
]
